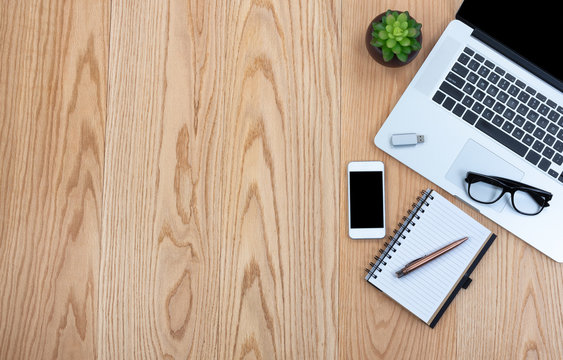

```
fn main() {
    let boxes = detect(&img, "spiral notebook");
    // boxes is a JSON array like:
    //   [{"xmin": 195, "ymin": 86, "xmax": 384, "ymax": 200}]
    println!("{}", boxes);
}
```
[{"xmin": 365, "ymin": 189, "xmax": 496, "ymax": 328}]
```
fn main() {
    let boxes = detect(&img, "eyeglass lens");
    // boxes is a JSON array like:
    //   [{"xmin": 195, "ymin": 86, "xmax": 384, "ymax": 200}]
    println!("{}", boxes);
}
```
[
  {"xmin": 512, "ymin": 190, "xmax": 544, "ymax": 215},
  {"xmin": 468, "ymin": 179, "xmax": 545, "ymax": 215},
  {"xmin": 468, "ymin": 180, "xmax": 503, "ymax": 203}
]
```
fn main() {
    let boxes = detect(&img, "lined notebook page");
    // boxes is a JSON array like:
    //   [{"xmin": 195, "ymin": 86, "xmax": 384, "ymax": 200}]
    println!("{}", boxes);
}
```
[{"xmin": 367, "ymin": 190, "xmax": 492, "ymax": 324}]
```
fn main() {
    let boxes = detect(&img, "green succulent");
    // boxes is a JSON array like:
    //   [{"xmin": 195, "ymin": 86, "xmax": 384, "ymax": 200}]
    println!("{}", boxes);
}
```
[{"xmin": 370, "ymin": 10, "xmax": 422, "ymax": 62}]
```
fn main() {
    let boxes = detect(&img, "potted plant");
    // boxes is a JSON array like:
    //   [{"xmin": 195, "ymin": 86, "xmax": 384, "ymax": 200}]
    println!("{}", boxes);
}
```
[{"xmin": 365, "ymin": 10, "xmax": 422, "ymax": 67}]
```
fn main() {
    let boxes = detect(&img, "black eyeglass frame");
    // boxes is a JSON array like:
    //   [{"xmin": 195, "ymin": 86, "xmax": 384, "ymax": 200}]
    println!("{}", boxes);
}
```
[{"xmin": 464, "ymin": 171, "xmax": 553, "ymax": 216}]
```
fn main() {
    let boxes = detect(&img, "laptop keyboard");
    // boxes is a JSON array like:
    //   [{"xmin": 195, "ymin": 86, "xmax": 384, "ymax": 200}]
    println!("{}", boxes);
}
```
[{"xmin": 433, "ymin": 46, "xmax": 563, "ymax": 184}]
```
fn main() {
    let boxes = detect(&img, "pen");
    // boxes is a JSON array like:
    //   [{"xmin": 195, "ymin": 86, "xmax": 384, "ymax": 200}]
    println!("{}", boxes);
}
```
[{"xmin": 396, "ymin": 237, "xmax": 469, "ymax": 278}]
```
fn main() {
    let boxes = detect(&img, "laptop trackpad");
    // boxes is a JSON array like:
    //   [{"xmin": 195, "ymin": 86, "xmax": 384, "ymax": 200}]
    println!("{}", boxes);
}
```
[{"xmin": 445, "ymin": 139, "xmax": 525, "ymax": 213}]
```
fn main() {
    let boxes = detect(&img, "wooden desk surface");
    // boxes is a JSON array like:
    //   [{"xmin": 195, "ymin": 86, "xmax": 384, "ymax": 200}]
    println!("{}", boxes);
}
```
[{"xmin": 1, "ymin": 0, "xmax": 562, "ymax": 358}]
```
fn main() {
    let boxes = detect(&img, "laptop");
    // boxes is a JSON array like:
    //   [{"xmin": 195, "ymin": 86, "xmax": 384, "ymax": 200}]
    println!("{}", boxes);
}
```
[{"xmin": 373, "ymin": 0, "xmax": 563, "ymax": 262}]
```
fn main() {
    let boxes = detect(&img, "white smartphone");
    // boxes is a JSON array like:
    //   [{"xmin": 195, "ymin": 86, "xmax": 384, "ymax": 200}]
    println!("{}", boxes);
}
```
[{"xmin": 347, "ymin": 161, "xmax": 386, "ymax": 239}]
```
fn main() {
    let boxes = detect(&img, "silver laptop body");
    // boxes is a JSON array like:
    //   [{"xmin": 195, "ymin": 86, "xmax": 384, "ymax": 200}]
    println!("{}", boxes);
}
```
[{"xmin": 374, "ymin": 19, "xmax": 563, "ymax": 262}]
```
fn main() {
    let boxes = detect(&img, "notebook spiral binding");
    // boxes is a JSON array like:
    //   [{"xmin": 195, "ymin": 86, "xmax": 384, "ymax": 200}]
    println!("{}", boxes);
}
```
[{"xmin": 365, "ymin": 189, "xmax": 435, "ymax": 280}]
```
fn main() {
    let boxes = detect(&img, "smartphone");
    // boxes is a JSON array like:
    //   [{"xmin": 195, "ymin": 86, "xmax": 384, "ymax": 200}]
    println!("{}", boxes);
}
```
[{"xmin": 347, "ymin": 161, "xmax": 386, "ymax": 239}]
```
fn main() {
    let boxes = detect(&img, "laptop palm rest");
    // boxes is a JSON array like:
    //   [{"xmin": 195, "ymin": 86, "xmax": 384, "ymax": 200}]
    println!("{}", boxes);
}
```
[{"xmin": 445, "ymin": 139, "xmax": 524, "ymax": 213}]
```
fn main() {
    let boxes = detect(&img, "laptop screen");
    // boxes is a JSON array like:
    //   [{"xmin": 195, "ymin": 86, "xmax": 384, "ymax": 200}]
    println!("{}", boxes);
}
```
[{"xmin": 456, "ymin": 0, "xmax": 562, "ymax": 90}]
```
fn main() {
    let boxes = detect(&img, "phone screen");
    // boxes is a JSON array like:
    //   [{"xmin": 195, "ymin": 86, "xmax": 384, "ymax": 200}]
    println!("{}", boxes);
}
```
[{"xmin": 349, "ymin": 171, "xmax": 384, "ymax": 228}]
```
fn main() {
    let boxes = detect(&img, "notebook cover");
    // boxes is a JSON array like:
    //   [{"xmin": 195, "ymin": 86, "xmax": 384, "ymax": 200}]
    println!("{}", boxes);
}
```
[{"xmin": 428, "ymin": 232, "xmax": 497, "ymax": 328}]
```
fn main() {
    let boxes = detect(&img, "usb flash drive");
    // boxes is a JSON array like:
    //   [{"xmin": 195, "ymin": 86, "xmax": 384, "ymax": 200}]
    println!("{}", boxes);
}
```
[{"xmin": 390, "ymin": 133, "xmax": 425, "ymax": 146}]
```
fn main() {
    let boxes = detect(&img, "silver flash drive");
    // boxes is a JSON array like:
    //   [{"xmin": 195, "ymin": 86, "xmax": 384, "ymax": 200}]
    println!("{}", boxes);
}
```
[{"xmin": 391, "ymin": 133, "xmax": 425, "ymax": 146}]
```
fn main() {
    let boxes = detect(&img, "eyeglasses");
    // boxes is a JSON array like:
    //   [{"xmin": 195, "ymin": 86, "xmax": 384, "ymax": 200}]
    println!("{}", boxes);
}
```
[{"xmin": 465, "ymin": 172, "xmax": 552, "ymax": 216}]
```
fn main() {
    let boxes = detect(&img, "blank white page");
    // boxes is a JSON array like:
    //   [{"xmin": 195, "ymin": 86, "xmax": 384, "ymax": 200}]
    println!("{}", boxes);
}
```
[{"xmin": 367, "ymin": 190, "xmax": 492, "ymax": 324}]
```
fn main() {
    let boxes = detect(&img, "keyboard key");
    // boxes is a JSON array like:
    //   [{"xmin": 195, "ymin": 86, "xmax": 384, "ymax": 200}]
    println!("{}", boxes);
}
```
[
  {"xmin": 557, "ymin": 106, "xmax": 563, "ymax": 114},
  {"xmin": 548, "ymin": 110, "xmax": 559, "ymax": 121},
  {"xmin": 523, "ymin": 134, "xmax": 534, "ymax": 146},
  {"xmin": 495, "ymin": 67, "xmax": 506, "ymax": 76},
  {"xmin": 484, "ymin": 60, "xmax": 495, "ymax": 69},
  {"xmin": 538, "ymin": 158, "xmax": 551, "ymax": 171},
  {"xmin": 543, "ymin": 147, "xmax": 555, "ymax": 159},
  {"xmin": 474, "ymin": 53, "xmax": 484, "ymax": 62},
  {"xmin": 537, "ymin": 117, "xmax": 549, "ymax": 129},
  {"xmin": 433, "ymin": 90, "xmax": 446, "ymax": 104},
  {"xmin": 443, "ymin": 97, "xmax": 456, "ymax": 110},
  {"xmin": 525, "ymin": 150, "xmax": 541, "ymax": 165},
  {"xmin": 506, "ymin": 97, "xmax": 518, "ymax": 109},
  {"xmin": 453, "ymin": 103, "xmax": 466, "ymax": 117},
  {"xmin": 458, "ymin": 53, "xmax": 471, "ymax": 65},
  {"xmin": 482, "ymin": 109, "xmax": 494, "ymax": 120},
  {"xmin": 502, "ymin": 122, "xmax": 515, "ymax": 133},
  {"xmin": 472, "ymin": 102, "xmax": 484, "ymax": 114},
  {"xmin": 476, "ymin": 119, "xmax": 528, "ymax": 156},
  {"xmin": 503, "ymin": 108, "xmax": 515, "ymax": 120},
  {"xmin": 473, "ymin": 89, "xmax": 485, "ymax": 101},
  {"xmin": 548, "ymin": 169, "xmax": 558, "ymax": 178},
  {"xmin": 462, "ymin": 110, "xmax": 478, "ymax": 125},
  {"xmin": 440, "ymin": 82, "xmax": 464, "ymax": 101},
  {"xmin": 546, "ymin": 123, "xmax": 559, "ymax": 135},
  {"xmin": 533, "ymin": 128, "xmax": 546, "ymax": 140},
  {"xmin": 554, "ymin": 140, "xmax": 563, "ymax": 153},
  {"xmin": 496, "ymin": 91, "xmax": 509, "ymax": 103},
  {"xmin": 466, "ymin": 72, "xmax": 478, "ymax": 84},
  {"xmin": 493, "ymin": 103, "xmax": 505, "ymax": 114},
  {"xmin": 487, "ymin": 85, "xmax": 499, "ymax": 97},
  {"xmin": 517, "ymin": 91, "xmax": 530, "ymax": 103},
  {"xmin": 498, "ymin": 78, "xmax": 510, "ymax": 90},
  {"xmin": 468, "ymin": 59, "xmax": 480, "ymax": 71},
  {"xmin": 462, "ymin": 96, "xmax": 474, "ymax": 107},
  {"xmin": 452, "ymin": 63, "xmax": 469, "ymax": 77},
  {"xmin": 525, "ymin": 86, "xmax": 536, "ymax": 95},
  {"xmin": 528, "ymin": 98, "xmax": 540, "ymax": 110},
  {"xmin": 526, "ymin": 111, "xmax": 539, "ymax": 122},
  {"xmin": 483, "ymin": 96, "xmax": 495, "ymax": 108},
  {"xmin": 488, "ymin": 72, "xmax": 500, "ymax": 84},
  {"xmin": 554, "ymin": 154, "xmax": 563, "ymax": 165},
  {"xmin": 463, "ymin": 83, "xmax": 475, "ymax": 95},
  {"xmin": 513, "ymin": 115, "xmax": 525, "ymax": 127},
  {"xmin": 463, "ymin": 47, "xmax": 475, "ymax": 56},
  {"xmin": 559, "ymin": 172, "xmax": 563, "ymax": 183},
  {"xmin": 513, "ymin": 127, "xmax": 525, "ymax": 139},
  {"xmin": 532, "ymin": 140, "xmax": 544, "ymax": 153},
  {"xmin": 538, "ymin": 104, "xmax": 550, "ymax": 116},
  {"xmin": 523, "ymin": 121, "xmax": 535, "ymax": 133},
  {"xmin": 558, "ymin": 128, "xmax": 563, "ymax": 141},
  {"xmin": 536, "ymin": 93, "xmax": 546, "ymax": 102},
  {"xmin": 477, "ymin": 66, "xmax": 490, "ymax": 77},
  {"xmin": 505, "ymin": 73, "xmax": 516, "ymax": 82},
  {"xmin": 544, "ymin": 134, "xmax": 556, "ymax": 146},
  {"xmin": 477, "ymin": 78, "xmax": 489, "ymax": 90},
  {"xmin": 546, "ymin": 99, "xmax": 557, "ymax": 108},
  {"xmin": 446, "ymin": 72, "xmax": 465, "ymax": 88},
  {"xmin": 507, "ymin": 85, "xmax": 520, "ymax": 96},
  {"xmin": 516, "ymin": 79, "xmax": 526, "ymax": 88},
  {"xmin": 492, "ymin": 115, "xmax": 504, "ymax": 127},
  {"xmin": 517, "ymin": 104, "xmax": 529, "ymax": 116}
]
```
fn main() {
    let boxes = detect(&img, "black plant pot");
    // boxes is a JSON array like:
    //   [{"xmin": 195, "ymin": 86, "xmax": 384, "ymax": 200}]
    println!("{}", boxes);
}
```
[{"xmin": 365, "ymin": 11, "xmax": 422, "ymax": 67}]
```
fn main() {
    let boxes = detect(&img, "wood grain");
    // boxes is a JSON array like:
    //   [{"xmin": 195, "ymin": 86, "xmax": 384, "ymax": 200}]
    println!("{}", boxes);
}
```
[
  {"xmin": 99, "ymin": 0, "xmax": 224, "ymax": 358},
  {"xmin": 220, "ymin": 0, "xmax": 340, "ymax": 358},
  {"xmin": 0, "ymin": 0, "xmax": 108, "ymax": 358}
]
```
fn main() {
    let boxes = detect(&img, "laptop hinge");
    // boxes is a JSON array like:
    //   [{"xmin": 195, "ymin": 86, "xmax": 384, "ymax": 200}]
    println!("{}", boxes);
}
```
[{"xmin": 471, "ymin": 29, "xmax": 562, "ymax": 92}]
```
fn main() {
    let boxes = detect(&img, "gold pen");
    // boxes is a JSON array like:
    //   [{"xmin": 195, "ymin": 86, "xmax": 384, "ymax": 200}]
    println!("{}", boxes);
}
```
[{"xmin": 396, "ymin": 237, "xmax": 469, "ymax": 278}]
